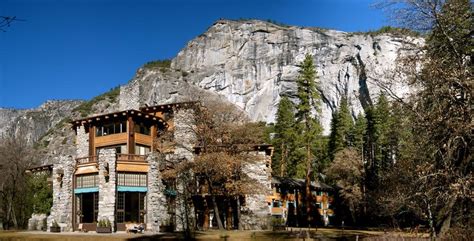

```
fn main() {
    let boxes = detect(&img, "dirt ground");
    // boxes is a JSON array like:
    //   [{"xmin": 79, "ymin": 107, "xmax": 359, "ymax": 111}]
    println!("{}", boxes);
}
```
[{"xmin": 0, "ymin": 228, "xmax": 428, "ymax": 241}]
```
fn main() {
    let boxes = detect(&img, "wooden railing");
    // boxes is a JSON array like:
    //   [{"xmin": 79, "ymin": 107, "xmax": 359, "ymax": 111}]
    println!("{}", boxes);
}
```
[
  {"xmin": 76, "ymin": 156, "xmax": 97, "ymax": 165},
  {"xmin": 117, "ymin": 154, "xmax": 146, "ymax": 162}
]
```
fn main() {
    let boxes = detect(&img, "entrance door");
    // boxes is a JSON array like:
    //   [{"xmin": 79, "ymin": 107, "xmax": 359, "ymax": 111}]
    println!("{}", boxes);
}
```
[
  {"xmin": 75, "ymin": 192, "xmax": 98, "ymax": 230},
  {"xmin": 117, "ymin": 192, "xmax": 146, "ymax": 224}
]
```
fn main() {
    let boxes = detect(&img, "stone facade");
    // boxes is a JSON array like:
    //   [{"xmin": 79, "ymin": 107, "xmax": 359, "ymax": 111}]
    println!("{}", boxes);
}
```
[
  {"xmin": 97, "ymin": 148, "xmax": 117, "ymax": 231},
  {"xmin": 241, "ymin": 150, "xmax": 273, "ymax": 230},
  {"xmin": 76, "ymin": 125, "xmax": 88, "ymax": 158},
  {"xmin": 28, "ymin": 214, "xmax": 47, "ymax": 231},
  {"xmin": 146, "ymin": 153, "xmax": 167, "ymax": 233},
  {"xmin": 48, "ymin": 155, "xmax": 74, "ymax": 232}
]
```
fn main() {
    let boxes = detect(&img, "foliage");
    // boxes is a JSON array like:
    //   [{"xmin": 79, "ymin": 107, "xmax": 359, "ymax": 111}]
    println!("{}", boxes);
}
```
[
  {"xmin": 143, "ymin": 59, "xmax": 172, "ymax": 72},
  {"xmin": 271, "ymin": 96, "xmax": 301, "ymax": 177},
  {"xmin": 27, "ymin": 173, "xmax": 52, "ymax": 214},
  {"xmin": 294, "ymin": 54, "xmax": 323, "ymax": 226},
  {"xmin": 0, "ymin": 134, "xmax": 37, "ymax": 229},
  {"xmin": 328, "ymin": 96, "xmax": 354, "ymax": 160},
  {"xmin": 162, "ymin": 99, "xmax": 267, "ymax": 231},
  {"xmin": 97, "ymin": 218, "xmax": 111, "ymax": 227},
  {"xmin": 366, "ymin": 25, "xmax": 421, "ymax": 37},
  {"xmin": 73, "ymin": 86, "xmax": 120, "ymax": 117},
  {"xmin": 325, "ymin": 148, "xmax": 364, "ymax": 224}
]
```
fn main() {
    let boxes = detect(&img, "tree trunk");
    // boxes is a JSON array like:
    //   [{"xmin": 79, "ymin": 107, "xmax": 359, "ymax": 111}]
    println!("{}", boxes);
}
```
[
  {"xmin": 280, "ymin": 143, "xmax": 287, "ymax": 177},
  {"xmin": 305, "ymin": 143, "xmax": 312, "ymax": 227},
  {"xmin": 203, "ymin": 198, "xmax": 210, "ymax": 230},
  {"xmin": 236, "ymin": 196, "xmax": 242, "ymax": 230},
  {"xmin": 226, "ymin": 199, "xmax": 232, "ymax": 230},
  {"xmin": 208, "ymin": 182, "xmax": 224, "ymax": 230}
]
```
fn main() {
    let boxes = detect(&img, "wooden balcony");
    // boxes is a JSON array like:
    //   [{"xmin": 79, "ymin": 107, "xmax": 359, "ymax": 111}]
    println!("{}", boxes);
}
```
[{"xmin": 117, "ymin": 154, "xmax": 147, "ymax": 162}]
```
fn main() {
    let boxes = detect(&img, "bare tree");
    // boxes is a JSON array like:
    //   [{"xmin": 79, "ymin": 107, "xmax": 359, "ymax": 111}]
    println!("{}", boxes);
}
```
[{"xmin": 0, "ymin": 133, "xmax": 37, "ymax": 229}]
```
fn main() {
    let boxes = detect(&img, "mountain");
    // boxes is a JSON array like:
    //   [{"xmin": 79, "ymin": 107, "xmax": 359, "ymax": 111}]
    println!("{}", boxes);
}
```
[{"xmin": 0, "ymin": 19, "xmax": 423, "ymax": 164}]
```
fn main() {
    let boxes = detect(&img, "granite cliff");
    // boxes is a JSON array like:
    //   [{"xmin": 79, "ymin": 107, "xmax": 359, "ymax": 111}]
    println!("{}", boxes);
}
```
[{"xmin": 0, "ymin": 19, "xmax": 422, "ymax": 164}]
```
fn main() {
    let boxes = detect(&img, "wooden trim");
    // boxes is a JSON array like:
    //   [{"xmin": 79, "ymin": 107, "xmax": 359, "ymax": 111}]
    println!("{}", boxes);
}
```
[
  {"xmin": 95, "ymin": 133, "xmax": 127, "ymax": 148},
  {"xmin": 89, "ymin": 126, "xmax": 95, "ymax": 156},
  {"xmin": 135, "ymin": 133, "xmax": 152, "ymax": 146},
  {"xmin": 150, "ymin": 125, "xmax": 157, "ymax": 150},
  {"xmin": 128, "ymin": 117, "xmax": 135, "ymax": 155}
]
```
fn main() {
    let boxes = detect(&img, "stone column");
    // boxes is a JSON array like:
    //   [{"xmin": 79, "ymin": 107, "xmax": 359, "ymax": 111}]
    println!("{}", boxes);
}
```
[
  {"xmin": 47, "ymin": 155, "xmax": 75, "ymax": 232},
  {"xmin": 98, "ymin": 148, "xmax": 117, "ymax": 231},
  {"xmin": 76, "ymin": 125, "xmax": 89, "ymax": 158},
  {"xmin": 146, "ymin": 153, "xmax": 167, "ymax": 233},
  {"xmin": 240, "ymin": 151, "xmax": 273, "ymax": 230}
]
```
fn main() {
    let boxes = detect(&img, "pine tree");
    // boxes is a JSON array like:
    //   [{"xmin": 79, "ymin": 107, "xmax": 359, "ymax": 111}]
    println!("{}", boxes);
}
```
[
  {"xmin": 271, "ymin": 96, "xmax": 299, "ymax": 177},
  {"xmin": 328, "ymin": 96, "xmax": 354, "ymax": 160},
  {"xmin": 295, "ymin": 54, "xmax": 322, "ymax": 226}
]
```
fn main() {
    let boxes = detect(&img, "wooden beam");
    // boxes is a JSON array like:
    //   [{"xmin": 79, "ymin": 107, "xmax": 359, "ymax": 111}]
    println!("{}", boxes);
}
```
[{"xmin": 128, "ymin": 116, "xmax": 135, "ymax": 155}]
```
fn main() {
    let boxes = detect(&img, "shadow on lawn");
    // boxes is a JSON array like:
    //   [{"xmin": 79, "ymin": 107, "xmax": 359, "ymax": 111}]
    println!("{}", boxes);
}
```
[{"xmin": 125, "ymin": 230, "xmax": 370, "ymax": 241}]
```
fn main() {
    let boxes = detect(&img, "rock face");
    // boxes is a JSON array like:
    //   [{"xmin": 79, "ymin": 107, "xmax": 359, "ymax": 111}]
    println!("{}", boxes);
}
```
[
  {"xmin": 169, "ymin": 19, "xmax": 421, "ymax": 133},
  {"xmin": 0, "ymin": 100, "xmax": 82, "ymax": 143},
  {"xmin": 0, "ymin": 19, "xmax": 421, "ymax": 162}
]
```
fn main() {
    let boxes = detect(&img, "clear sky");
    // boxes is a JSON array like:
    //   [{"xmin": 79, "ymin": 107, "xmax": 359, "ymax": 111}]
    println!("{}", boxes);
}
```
[{"xmin": 0, "ymin": 0, "xmax": 388, "ymax": 109}]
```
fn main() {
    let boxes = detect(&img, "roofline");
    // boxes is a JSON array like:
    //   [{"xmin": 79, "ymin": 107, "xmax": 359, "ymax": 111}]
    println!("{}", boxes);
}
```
[
  {"xmin": 71, "ymin": 109, "xmax": 166, "ymax": 128},
  {"xmin": 139, "ymin": 101, "xmax": 198, "ymax": 113}
]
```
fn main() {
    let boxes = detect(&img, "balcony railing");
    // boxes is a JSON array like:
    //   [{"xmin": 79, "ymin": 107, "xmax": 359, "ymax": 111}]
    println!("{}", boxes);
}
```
[
  {"xmin": 76, "ymin": 156, "xmax": 97, "ymax": 165},
  {"xmin": 117, "ymin": 154, "xmax": 146, "ymax": 162}
]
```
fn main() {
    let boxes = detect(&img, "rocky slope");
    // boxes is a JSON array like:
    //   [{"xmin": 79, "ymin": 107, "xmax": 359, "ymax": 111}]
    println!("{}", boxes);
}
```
[
  {"xmin": 0, "ymin": 100, "xmax": 82, "ymax": 144},
  {"xmin": 1, "ymin": 19, "xmax": 423, "ymax": 165}
]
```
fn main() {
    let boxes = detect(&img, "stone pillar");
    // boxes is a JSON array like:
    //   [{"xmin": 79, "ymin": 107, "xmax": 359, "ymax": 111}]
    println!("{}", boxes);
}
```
[
  {"xmin": 119, "ymin": 79, "xmax": 140, "ymax": 110},
  {"xmin": 76, "ymin": 125, "xmax": 89, "ymax": 158},
  {"xmin": 48, "ymin": 155, "xmax": 74, "ymax": 232},
  {"xmin": 173, "ymin": 108, "xmax": 195, "ymax": 161},
  {"xmin": 240, "ymin": 151, "xmax": 273, "ymax": 230},
  {"xmin": 146, "ymin": 153, "xmax": 167, "ymax": 233},
  {"xmin": 98, "ymin": 148, "xmax": 117, "ymax": 231}
]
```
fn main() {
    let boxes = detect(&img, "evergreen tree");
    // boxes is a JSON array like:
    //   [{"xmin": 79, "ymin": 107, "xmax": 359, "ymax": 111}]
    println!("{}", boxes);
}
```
[
  {"xmin": 271, "ymin": 96, "xmax": 299, "ymax": 177},
  {"xmin": 328, "ymin": 96, "xmax": 354, "ymax": 160},
  {"xmin": 295, "ymin": 54, "xmax": 322, "ymax": 226},
  {"xmin": 353, "ymin": 113, "xmax": 367, "ymax": 153}
]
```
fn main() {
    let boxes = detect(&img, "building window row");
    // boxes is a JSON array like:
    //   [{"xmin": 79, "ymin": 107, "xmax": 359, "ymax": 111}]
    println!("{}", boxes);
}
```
[
  {"xmin": 76, "ymin": 174, "xmax": 98, "ymax": 188},
  {"xmin": 96, "ymin": 121, "xmax": 127, "ymax": 137},
  {"xmin": 117, "ymin": 172, "xmax": 147, "ymax": 187}
]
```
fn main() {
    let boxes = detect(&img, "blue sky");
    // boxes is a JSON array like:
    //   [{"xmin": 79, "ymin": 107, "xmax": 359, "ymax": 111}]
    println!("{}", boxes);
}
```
[{"xmin": 0, "ymin": 0, "xmax": 387, "ymax": 109}]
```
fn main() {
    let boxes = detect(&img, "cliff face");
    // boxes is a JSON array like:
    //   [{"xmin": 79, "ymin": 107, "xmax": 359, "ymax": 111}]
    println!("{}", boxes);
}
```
[
  {"xmin": 168, "ymin": 20, "xmax": 422, "ymax": 133},
  {"xmin": 0, "ymin": 100, "xmax": 82, "ymax": 144},
  {"xmin": 0, "ymin": 19, "xmax": 422, "ymax": 165}
]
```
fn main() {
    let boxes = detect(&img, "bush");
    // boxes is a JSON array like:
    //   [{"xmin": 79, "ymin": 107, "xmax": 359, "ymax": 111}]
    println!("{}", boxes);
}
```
[{"xmin": 143, "ymin": 59, "xmax": 172, "ymax": 71}]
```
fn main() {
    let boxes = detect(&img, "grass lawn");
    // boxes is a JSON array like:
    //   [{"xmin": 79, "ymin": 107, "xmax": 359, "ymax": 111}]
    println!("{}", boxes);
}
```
[{"xmin": 0, "ymin": 228, "xmax": 429, "ymax": 241}]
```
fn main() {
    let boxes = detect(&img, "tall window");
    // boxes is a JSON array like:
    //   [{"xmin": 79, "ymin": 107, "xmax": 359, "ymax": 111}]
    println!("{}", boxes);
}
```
[{"xmin": 96, "ymin": 120, "xmax": 127, "ymax": 137}]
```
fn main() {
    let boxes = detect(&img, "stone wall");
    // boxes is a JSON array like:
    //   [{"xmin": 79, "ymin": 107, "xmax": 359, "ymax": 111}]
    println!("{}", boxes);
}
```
[
  {"xmin": 241, "ymin": 150, "xmax": 272, "ymax": 230},
  {"xmin": 146, "ymin": 153, "xmax": 167, "ymax": 233},
  {"xmin": 97, "ymin": 148, "xmax": 117, "ymax": 231},
  {"xmin": 28, "ymin": 214, "xmax": 47, "ymax": 231},
  {"xmin": 119, "ymin": 79, "xmax": 140, "ymax": 110},
  {"xmin": 173, "ymin": 108, "xmax": 195, "ymax": 161},
  {"xmin": 47, "ymin": 155, "xmax": 74, "ymax": 232},
  {"xmin": 76, "ymin": 125, "xmax": 88, "ymax": 158}
]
